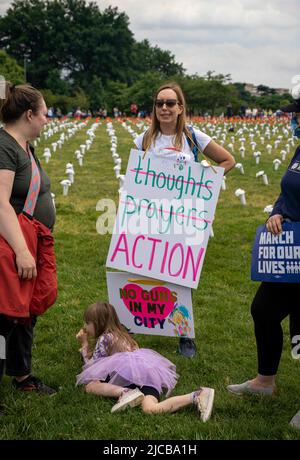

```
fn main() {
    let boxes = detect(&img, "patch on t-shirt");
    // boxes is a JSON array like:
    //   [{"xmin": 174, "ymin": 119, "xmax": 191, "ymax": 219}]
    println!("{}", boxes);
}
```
[{"xmin": 289, "ymin": 161, "xmax": 300, "ymax": 173}]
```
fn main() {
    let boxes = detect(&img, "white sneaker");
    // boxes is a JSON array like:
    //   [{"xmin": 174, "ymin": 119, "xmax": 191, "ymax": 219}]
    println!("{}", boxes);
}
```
[
  {"xmin": 227, "ymin": 380, "xmax": 275, "ymax": 396},
  {"xmin": 111, "ymin": 388, "xmax": 144, "ymax": 413},
  {"xmin": 194, "ymin": 387, "xmax": 215, "ymax": 422}
]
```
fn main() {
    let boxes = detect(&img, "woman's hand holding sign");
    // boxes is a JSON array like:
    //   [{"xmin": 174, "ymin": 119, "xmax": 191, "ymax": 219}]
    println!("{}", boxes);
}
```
[{"xmin": 266, "ymin": 214, "xmax": 283, "ymax": 235}]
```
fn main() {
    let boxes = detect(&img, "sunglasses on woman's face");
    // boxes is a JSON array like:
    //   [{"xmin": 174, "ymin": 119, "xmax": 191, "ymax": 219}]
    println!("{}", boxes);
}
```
[{"xmin": 155, "ymin": 99, "xmax": 179, "ymax": 108}]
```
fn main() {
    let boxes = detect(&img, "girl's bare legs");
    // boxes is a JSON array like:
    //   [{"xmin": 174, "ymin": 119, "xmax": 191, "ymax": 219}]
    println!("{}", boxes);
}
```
[
  {"xmin": 85, "ymin": 383, "xmax": 214, "ymax": 420},
  {"xmin": 142, "ymin": 393, "xmax": 192, "ymax": 414},
  {"xmin": 85, "ymin": 380, "xmax": 124, "ymax": 398},
  {"xmin": 142, "ymin": 388, "xmax": 215, "ymax": 422}
]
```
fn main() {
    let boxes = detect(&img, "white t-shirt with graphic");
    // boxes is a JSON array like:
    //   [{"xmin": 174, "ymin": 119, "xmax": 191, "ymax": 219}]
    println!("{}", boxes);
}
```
[{"xmin": 134, "ymin": 128, "xmax": 212, "ymax": 163}]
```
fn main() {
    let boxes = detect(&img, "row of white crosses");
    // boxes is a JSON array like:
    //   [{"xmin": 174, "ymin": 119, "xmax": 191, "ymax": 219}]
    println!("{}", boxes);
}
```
[
  {"xmin": 36, "ymin": 120, "xmax": 84, "ymax": 148},
  {"xmin": 135, "ymin": 121, "xmax": 148, "ymax": 131},
  {"xmin": 61, "ymin": 162, "xmax": 74, "ymax": 196},
  {"xmin": 202, "ymin": 120, "xmax": 295, "ymax": 162},
  {"xmin": 106, "ymin": 122, "xmax": 125, "ymax": 191},
  {"xmin": 198, "ymin": 119, "xmax": 298, "ymax": 209},
  {"xmin": 120, "ymin": 120, "xmax": 140, "ymax": 140},
  {"xmin": 35, "ymin": 119, "xmax": 87, "ymax": 201},
  {"xmin": 73, "ymin": 126, "xmax": 95, "ymax": 167},
  {"xmin": 59, "ymin": 122, "xmax": 100, "ymax": 196},
  {"xmin": 41, "ymin": 120, "xmax": 88, "ymax": 163},
  {"xmin": 32, "ymin": 119, "xmax": 89, "ymax": 206}
]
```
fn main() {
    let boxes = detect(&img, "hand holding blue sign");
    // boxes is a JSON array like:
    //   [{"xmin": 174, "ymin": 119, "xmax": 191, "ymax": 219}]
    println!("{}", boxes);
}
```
[
  {"xmin": 251, "ymin": 221, "xmax": 300, "ymax": 283},
  {"xmin": 266, "ymin": 213, "xmax": 284, "ymax": 235}
]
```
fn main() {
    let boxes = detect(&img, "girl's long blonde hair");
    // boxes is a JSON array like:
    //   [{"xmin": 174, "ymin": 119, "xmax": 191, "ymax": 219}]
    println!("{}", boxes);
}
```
[
  {"xmin": 84, "ymin": 301, "xmax": 139, "ymax": 356},
  {"xmin": 143, "ymin": 82, "xmax": 197, "ymax": 152}
]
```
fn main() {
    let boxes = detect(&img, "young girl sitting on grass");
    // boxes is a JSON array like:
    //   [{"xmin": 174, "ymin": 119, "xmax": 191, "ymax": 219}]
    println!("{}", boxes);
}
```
[{"xmin": 76, "ymin": 301, "xmax": 215, "ymax": 420}]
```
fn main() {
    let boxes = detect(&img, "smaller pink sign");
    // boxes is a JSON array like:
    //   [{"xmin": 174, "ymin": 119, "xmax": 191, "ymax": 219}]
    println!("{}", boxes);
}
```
[{"xmin": 106, "ymin": 272, "xmax": 194, "ymax": 338}]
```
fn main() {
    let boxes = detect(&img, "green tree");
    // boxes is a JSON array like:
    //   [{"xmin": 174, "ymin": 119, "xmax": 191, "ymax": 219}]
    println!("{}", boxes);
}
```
[
  {"xmin": 40, "ymin": 88, "xmax": 57, "ymax": 108},
  {"xmin": 45, "ymin": 69, "xmax": 70, "ymax": 95},
  {"xmin": 102, "ymin": 80, "xmax": 129, "ymax": 113},
  {"xmin": 0, "ymin": 0, "xmax": 134, "ymax": 93},
  {"xmin": 71, "ymin": 87, "xmax": 89, "ymax": 110},
  {"xmin": 257, "ymin": 84, "xmax": 276, "ymax": 96},
  {"xmin": 181, "ymin": 72, "xmax": 239, "ymax": 115},
  {"xmin": 0, "ymin": 50, "xmax": 24, "ymax": 84},
  {"xmin": 256, "ymin": 93, "xmax": 292, "ymax": 111},
  {"xmin": 87, "ymin": 76, "xmax": 106, "ymax": 111},
  {"xmin": 233, "ymin": 83, "xmax": 253, "ymax": 104},
  {"xmin": 132, "ymin": 40, "xmax": 184, "ymax": 81},
  {"xmin": 0, "ymin": 0, "xmax": 186, "ymax": 107},
  {"xmin": 126, "ymin": 72, "xmax": 165, "ymax": 112}
]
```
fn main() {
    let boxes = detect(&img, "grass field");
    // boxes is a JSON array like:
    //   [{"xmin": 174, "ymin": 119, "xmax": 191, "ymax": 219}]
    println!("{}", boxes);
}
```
[{"xmin": 1, "ymin": 117, "xmax": 299, "ymax": 440}]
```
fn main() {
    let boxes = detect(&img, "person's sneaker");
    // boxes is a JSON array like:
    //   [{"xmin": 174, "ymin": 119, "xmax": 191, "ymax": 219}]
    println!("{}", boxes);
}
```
[
  {"xmin": 111, "ymin": 388, "xmax": 144, "ymax": 413},
  {"xmin": 193, "ymin": 387, "xmax": 215, "ymax": 422},
  {"xmin": 227, "ymin": 380, "xmax": 275, "ymax": 396},
  {"xmin": 12, "ymin": 375, "xmax": 57, "ymax": 395},
  {"xmin": 289, "ymin": 410, "xmax": 300, "ymax": 430},
  {"xmin": 178, "ymin": 337, "xmax": 197, "ymax": 358}
]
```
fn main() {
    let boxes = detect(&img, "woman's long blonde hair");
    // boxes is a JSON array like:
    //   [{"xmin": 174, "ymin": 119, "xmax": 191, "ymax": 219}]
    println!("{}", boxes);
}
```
[
  {"xmin": 143, "ymin": 82, "xmax": 197, "ymax": 152},
  {"xmin": 84, "ymin": 301, "xmax": 139, "ymax": 355}
]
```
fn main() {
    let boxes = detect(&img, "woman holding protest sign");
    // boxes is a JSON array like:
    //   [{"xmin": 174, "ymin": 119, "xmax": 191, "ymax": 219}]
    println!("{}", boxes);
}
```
[
  {"xmin": 0, "ymin": 82, "xmax": 57, "ymax": 395},
  {"xmin": 227, "ymin": 97, "xmax": 300, "ymax": 430},
  {"xmin": 134, "ymin": 82, "xmax": 235, "ymax": 357}
]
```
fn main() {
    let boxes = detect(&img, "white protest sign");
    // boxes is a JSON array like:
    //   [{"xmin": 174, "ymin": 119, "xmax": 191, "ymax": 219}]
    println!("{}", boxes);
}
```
[
  {"xmin": 106, "ymin": 271, "xmax": 194, "ymax": 337},
  {"xmin": 106, "ymin": 149, "xmax": 224, "ymax": 288}
]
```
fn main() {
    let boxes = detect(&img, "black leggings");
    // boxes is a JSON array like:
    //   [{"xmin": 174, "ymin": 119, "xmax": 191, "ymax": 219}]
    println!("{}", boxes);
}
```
[{"xmin": 251, "ymin": 282, "xmax": 300, "ymax": 375}]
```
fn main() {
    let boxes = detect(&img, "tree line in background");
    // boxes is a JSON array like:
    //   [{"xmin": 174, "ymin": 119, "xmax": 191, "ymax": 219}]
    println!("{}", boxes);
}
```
[{"xmin": 0, "ymin": 0, "xmax": 293, "ymax": 116}]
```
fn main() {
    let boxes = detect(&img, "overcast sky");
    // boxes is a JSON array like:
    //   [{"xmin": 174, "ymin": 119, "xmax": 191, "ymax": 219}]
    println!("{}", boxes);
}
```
[{"xmin": 1, "ymin": 0, "xmax": 299, "ymax": 88}]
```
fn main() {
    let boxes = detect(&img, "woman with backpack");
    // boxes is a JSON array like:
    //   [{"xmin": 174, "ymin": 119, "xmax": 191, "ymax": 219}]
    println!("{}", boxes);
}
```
[{"xmin": 133, "ymin": 82, "xmax": 235, "ymax": 358}]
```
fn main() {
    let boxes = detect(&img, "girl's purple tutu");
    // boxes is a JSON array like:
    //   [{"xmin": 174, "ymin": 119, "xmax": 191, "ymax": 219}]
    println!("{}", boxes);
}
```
[{"xmin": 76, "ymin": 348, "xmax": 178, "ymax": 397}]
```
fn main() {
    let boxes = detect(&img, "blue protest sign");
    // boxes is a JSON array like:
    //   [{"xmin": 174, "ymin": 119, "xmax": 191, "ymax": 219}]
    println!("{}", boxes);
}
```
[{"xmin": 251, "ymin": 222, "xmax": 300, "ymax": 283}]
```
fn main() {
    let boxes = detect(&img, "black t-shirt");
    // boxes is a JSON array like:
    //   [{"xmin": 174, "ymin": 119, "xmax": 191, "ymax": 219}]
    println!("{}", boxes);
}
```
[{"xmin": 0, "ymin": 128, "xmax": 55, "ymax": 229}]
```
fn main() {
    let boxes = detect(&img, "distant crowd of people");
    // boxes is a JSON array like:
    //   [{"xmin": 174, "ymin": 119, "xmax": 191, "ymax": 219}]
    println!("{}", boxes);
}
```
[
  {"xmin": 45, "ymin": 102, "xmax": 291, "ymax": 121},
  {"xmin": 46, "ymin": 103, "xmax": 150, "ymax": 120},
  {"xmin": 227, "ymin": 103, "xmax": 285, "ymax": 119}
]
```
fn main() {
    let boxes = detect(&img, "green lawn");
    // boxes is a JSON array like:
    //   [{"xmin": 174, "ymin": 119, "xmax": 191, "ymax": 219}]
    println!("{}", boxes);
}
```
[{"xmin": 1, "ymin": 118, "xmax": 299, "ymax": 440}]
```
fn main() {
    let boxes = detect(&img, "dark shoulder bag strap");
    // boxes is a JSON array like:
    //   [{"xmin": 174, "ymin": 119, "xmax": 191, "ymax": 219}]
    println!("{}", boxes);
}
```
[
  {"xmin": 185, "ymin": 125, "xmax": 202, "ymax": 162},
  {"xmin": 141, "ymin": 129, "xmax": 149, "ymax": 151}
]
